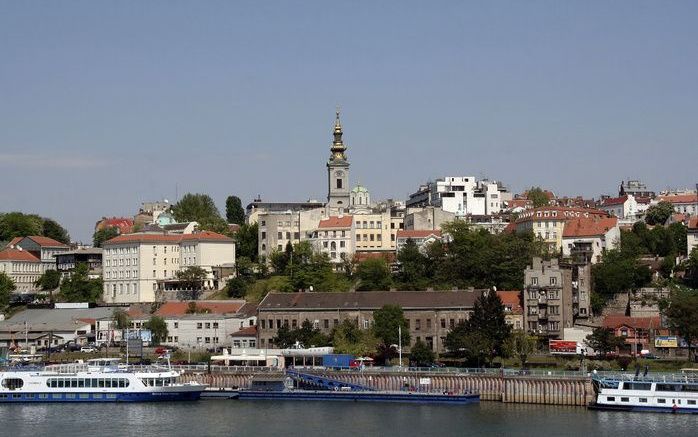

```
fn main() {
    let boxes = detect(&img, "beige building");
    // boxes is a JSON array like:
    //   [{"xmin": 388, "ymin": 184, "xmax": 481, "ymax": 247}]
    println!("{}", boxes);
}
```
[
  {"xmin": 0, "ymin": 248, "xmax": 42, "ymax": 293},
  {"xmin": 515, "ymin": 207, "xmax": 610, "ymax": 253},
  {"xmin": 102, "ymin": 231, "xmax": 235, "ymax": 304},
  {"xmin": 354, "ymin": 211, "xmax": 397, "ymax": 253},
  {"xmin": 7, "ymin": 236, "xmax": 70, "ymax": 273},
  {"xmin": 257, "ymin": 207, "xmax": 327, "ymax": 261},
  {"xmin": 688, "ymin": 216, "xmax": 698, "ymax": 256},
  {"xmin": 257, "ymin": 290, "xmax": 485, "ymax": 355},
  {"xmin": 403, "ymin": 207, "xmax": 455, "ymax": 231},
  {"xmin": 523, "ymin": 258, "xmax": 591, "ymax": 339},
  {"xmin": 309, "ymin": 215, "xmax": 355, "ymax": 267}
]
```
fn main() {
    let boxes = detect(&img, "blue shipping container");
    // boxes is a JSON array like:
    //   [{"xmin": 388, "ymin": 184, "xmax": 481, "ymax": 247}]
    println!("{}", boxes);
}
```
[{"xmin": 322, "ymin": 354, "xmax": 354, "ymax": 368}]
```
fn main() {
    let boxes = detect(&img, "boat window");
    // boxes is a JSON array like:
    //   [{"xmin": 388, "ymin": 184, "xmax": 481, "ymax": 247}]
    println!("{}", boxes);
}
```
[
  {"xmin": 656, "ymin": 384, "xmax": 681, "ymax": 392},
  {"xmin": 620, "ymin": 397, "xmax": 629, "ymax": 402},
  {"xmin": 657, "ymin": 399, "xmax": 666, "ymax": 404},
  {"xmin": 688, "ymin": 400, "xmax": 696, "ymax": 405},
  {"xmin": 606, "ymin": 397, "xmax": 615, "ymax": 402},
  {"xmin": 682, "ymin": 385, "xmax": 698, "ymax": 392},
  {"xmin": 623, "ymin": 382, "xmax": 651, "ymax": 391},
  {"xmin": 71, "ymin": 379, "xmax": 78, "ymax": 388},
  {"xmin": 78, "ymin": 379, "xmax": 85, "ymax": 388},
  {"xmin": 1, "ymin": 378, "xmax": 24, "ymax": 390},
  {"xmin": 639, "ymin": 398, "xmax": 647, "ymax": 403}
]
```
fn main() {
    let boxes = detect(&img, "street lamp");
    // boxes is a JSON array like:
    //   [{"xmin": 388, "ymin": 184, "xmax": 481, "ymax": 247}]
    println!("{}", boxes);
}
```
[{"xmin": 390, "ymin": 325, "xmax": 403, "ymax": 368}]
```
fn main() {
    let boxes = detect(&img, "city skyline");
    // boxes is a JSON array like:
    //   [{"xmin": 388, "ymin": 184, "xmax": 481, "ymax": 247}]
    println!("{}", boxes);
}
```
[{"xmin": 2, "ymin": 2, "xmax": 697, "ymax": 241}]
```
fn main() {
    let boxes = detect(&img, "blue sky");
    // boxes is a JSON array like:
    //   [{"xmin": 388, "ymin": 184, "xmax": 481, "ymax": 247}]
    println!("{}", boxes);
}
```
[{"xmin": 1, "ymin": 1, "xmax": 697, "ymax": 242}]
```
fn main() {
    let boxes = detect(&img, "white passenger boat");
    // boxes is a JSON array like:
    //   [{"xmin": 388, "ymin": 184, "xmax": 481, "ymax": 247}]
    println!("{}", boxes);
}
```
[
  {"xmin": 590, "ymin": 372, "xmax": 698, "ymax": 414},
  {"xmin": 0, "ymin": 358, "xmax": 206, "ymax": 402}
]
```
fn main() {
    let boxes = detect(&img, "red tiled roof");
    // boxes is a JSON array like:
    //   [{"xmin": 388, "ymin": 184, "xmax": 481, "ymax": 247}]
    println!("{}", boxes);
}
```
[
  {"xmin": 600, "ymin": 195, "xmax": 628, "ymax": 207},
  {"xmin": 230, "ymin": 326, "xmax": 257, "ymax": 337},
  {"xmin": 602, "ymin": 315, "xmax": 661, "ymax": 330},
  {"xmin": 396, "ymin": 230, "xmax": 442, "ymax": 239},
  {"xmin": 0, "ymin": 248, "xmax": 41, "ymax": 262},
  {"xmin": 98, "ymin": 217, "xmax": 134, "ymax": 233},
  {"xmin": 155, "ymin": 301, "xmax": 245, "ymax": 316},
  {"xmin": 502, "ymin": 222, "xmax": 517, "ymax": 234},
  {"xmin": 25, "ymin": 236, "xmax": 69, "ymax": 247},
  {"xmin": 657, "ymin": 194, "xmax": 698, "ymax": 204},
  {"xmin": 104, "ymin": 231, "xmax": 233, "ymax": 245},
  {"xmin": 318, "ymin": 216, "xmax": 353, "ymax": 228},
  {"xmin": 687, "ymin": 216, "xmax": 698, "ymax": 229},
  {"xmin": 496, "ymin": 290, "xmax": 523, "ymax": 314},
  {"xmin": 563, "ymin": 217, "xmax": 618, "ymax": 238},
  {"xmin": 6, "ymin": 237, "xmax": 23, "ymax": 248}
]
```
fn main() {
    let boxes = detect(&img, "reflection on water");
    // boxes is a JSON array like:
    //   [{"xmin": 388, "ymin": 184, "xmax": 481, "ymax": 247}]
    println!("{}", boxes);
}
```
[{"xmin": 0, "ymin": 401, "xmax": 694, "ymax": 437}]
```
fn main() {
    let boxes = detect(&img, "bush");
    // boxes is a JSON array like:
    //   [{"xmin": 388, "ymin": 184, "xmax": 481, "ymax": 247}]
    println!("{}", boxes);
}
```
[{"xmin": 616, "ymin": 356, "xmax": 633, "ymax": 370}]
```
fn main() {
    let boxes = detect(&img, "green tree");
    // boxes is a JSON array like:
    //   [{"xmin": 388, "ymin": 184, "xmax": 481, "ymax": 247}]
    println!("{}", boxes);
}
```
[
  {"xmin": 396, "ymin": 238, "xmax": 427, "ymax": 289},
  {"xmin": 444, "ymin": 326, "xmax": 495, "ymax": 367},
  {"xmin": 235, "ymin": 223, "xmax": 259, "ymax": 261},
  {"xmin": 272, "ymin": 319, "xmax": 331, "ymax": 348},
  {"xmin": 175, "ymin": 266, "xmax": 207, "ymax": 300},
  {"xmin": 585, "ymin": 327, "xmax": 625, "ymax": 357},
  {"xmin": 372, "ymin": 304, "xmax": 410, "ymax": 347},
  {"xmin": 663, "ymin": 287, "xmax": 698, "ymax": 361},
  {"xmin": 668, "ymin": 222, "xmax": 688, "ymax": 256},
  {"xmin": 58, "ymin": 263, "xmax": 103, "ymax": 303},
  {"xmin": 225, "ymin": 277, "xmax": 248, "ymax": 298},
  {"xmin": 42, "ymin": 218, "xmax": 70, "ymax": 244},
  {"xmin": 683, "ymin": 248, "xmax": 698, "ymax": 288},
  {"xmin": 0, "ymin": 272, "xmax": 16, "ymax": 309},
  {"xmin": 464, "ymin": 291, "xmax": 511, "ymax": 358},
  {"xmin": 225, "ymin": 195, "xmax": 245, "ymax": 225},
  {"xmin": 592, "ymin": 249, "xmax": 651, "ymax": 296},
  {"xmin": 35, "ymin": 269, "xmax": 61, "ymax": 291},
  {"xmin": 527, "ymin": 187, "xmax": 550, "ymax": 208},
  {"xmin": 171, "ymin": 193, "xmax": 227, "ymax": 232},
  {"xmin": 504, "ymin": 331, "xmax": 538, "ymax": 368},
  {"xmin": 410, "ymin": 339, "xmax": 435, "ymax": 366},
  {"xmin": 0, "ymin": 212, "xmax": 43, "ymax": 241},
  {"xmin": 269, "ymin": 249, "xmax": 290, "ymax": 274},
  {"xmin": 93, "ymin": 226, "xmax": 120, "ymax": 248},
  {"xmin": 112, "ymin": 309, "xmax": 131, "ymax": 330},
  {"xmin": 331, "ymin": 319, "xmax": 379, "ymax": 356},
  {"xmin": 144, "ymin": 316, "xmax": 168, "ymax": 345},
  {"xmin": 644, "ymin": 201, "xmax": 675, "ymax": 226},
  {"xmin": 356, "ymin": 258, "xmax": 392, "ymax": 291}
]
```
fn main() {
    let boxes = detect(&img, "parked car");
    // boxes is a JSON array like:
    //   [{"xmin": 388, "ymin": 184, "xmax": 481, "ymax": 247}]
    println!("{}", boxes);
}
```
[{"xmin": 80, "ymin": 346, "xmax": 97, "ymax": 353}]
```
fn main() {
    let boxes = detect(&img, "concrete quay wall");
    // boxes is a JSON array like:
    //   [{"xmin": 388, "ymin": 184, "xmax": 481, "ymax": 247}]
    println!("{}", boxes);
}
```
[{"xmin": 180, "ymin": 371, "xmax": 594, "ymax": 406}]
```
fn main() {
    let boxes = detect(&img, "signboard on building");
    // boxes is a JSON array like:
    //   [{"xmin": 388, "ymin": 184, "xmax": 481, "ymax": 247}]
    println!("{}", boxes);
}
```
[
  {"xmin": 655, "ymin": 336, "xmax": 678, "ymax": 348},
  {"xmin": 549, "ymin": 340, "xmax": 580, "ymax": 355},
  {"xmin": 419, "ymin": 378, "xmax": 431, "ymax": 385}
]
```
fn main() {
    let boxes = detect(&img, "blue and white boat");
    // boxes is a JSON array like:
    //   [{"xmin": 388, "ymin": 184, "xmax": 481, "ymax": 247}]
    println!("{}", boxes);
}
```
[
  {"xmin": 590, "ymin": 371, "xmax": 698, "ymax": 414},
  {"xmin": 0, "ymin": 358, "xmax": 206, "ymax": 402}
]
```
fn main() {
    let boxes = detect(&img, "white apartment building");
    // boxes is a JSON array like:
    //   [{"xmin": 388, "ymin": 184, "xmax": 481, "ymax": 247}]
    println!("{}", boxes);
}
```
[
  {"xmin": 599, "ymin": 195, "xmax": 640, "ymax": 220},
  {"xmin": 656, "ymin": 193, "xmax": 698, "ymax": 216},
  {"xmin": 102, "ymin": 231, "xmax": 235, "ymax": 304},
  {"xmin": 406, "ymin": 177, "xmax": 509, "ymax": 216},
  {"xmin": 0, "ymin": 248, "xmax": 42, "ymax": 292},
  {"xmin": 561, "ymin": 217, "xmax": 620, "ymax": 264},
  {"xmin": 309, "ymin": 215, "xmax": 355, "ymax": 266}
]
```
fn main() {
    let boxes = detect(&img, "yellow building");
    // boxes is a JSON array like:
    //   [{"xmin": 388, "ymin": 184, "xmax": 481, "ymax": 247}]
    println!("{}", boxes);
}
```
[{"xmin": 514, "ymin": 207, "xmax": 609, "ymax": 253}]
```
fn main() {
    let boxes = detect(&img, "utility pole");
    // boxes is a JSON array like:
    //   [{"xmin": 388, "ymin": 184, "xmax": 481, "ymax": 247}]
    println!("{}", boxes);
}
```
[{"xmin": 398, "ymin": 325, "xmax": 403, "ymax": 368}]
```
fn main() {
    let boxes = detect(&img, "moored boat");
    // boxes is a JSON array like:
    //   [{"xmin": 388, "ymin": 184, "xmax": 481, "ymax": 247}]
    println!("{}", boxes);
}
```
[
  {"xmin": 0, "ymin": 358, "xmax": 206, "ymax": 402},
  {"xmin": 589, "ymin": 372, "xmax": 698, "ymax": 414}
]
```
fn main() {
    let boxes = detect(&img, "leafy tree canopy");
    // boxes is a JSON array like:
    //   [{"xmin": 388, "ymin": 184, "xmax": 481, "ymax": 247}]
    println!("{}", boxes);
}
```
[
  {"xmin": 0, "ymin": 272, "xmax": 16, "ymax": 309},
  {"xmin": 644, "ymin": 201, "xmax": 675, "ymax": 226},
  {"xmin": 331, "ymin": 319, "xmax": 378, "ymax": 357},
  {"xmin": 663, "ymin": 287, "xmax": 698, "ymax": 361},
  {"xmin": 35, "ymin": 269, "xmax": 61, "ymax": 291},
  {"xmin": 356, "ymin": 257, "xmax": 392, "ymax": 291},
  {"xmin": 235, "ymin": 223, "xmax": 259, "ymax": 261},
  {"xmin": 585, "ymin": 327, "xmax": 625, "ymax": 357},
  {"xmin": 527, "ymin": 187, "xmax": 551, "ymax": 208},
  {"xmin": 272, "ymin": 319, "xmax": 331, "ymax": 349},
  {"xmin": 41, "ymin": 218, "xmax": 70, "ymax": 244},
  {"xmin": 112, "ymin": 309, "xmax": 131, "ymax": 330},
  {"xmin": 58, "ymin": 263, "xmax": 102, "ymax": 303},
  {"xmin": 504, "ymin": 330, "xmax": 538, "ymax": 368},
  {"xmin": 171, "ymin": 193, "xmax": 227, "ymax": 233},
  {"xmin": 225, "ymin": 195, "xmax": 245, "ymax": 225},
  {"xmin": 372, "ymin": 304, "xmax": 410, "ymax": 347},
  {"xmin": 0, "ymin": 212, "xmax": 70, "ymax": 244},
  {"xmin": 93, "ymin": 226, "xmax": 120, "ymax": 248},
  {"xmin": 175, "ymin": 266, "xmax": 208, "ymax": 300},
  {"xmin": 410, "ymin": 339, "xmax": 435, "ymax": 367},
  {"xmin": 144, "ymin": 316, "xmax": 168, "ymax": 345}
]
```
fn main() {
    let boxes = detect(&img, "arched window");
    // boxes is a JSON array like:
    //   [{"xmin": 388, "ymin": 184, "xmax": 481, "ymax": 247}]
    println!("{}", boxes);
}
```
[{"xmin": 330, "ymin": 242, "xmax": 337, "ymax": 250}]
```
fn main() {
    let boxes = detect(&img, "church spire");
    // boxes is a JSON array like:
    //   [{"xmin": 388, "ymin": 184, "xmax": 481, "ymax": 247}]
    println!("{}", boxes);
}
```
[{"xmin": 330, "ymin": 108, "xmax": 347, "ymax": 161}]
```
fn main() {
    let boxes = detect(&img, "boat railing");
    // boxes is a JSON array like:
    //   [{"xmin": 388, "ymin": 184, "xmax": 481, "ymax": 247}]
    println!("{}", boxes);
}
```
[{"xmin": 592, "ymin": 372, "xmax": 698, "ymax": 384}]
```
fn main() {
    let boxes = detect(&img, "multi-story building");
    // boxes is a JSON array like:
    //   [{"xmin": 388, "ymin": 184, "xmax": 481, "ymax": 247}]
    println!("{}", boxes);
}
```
[
  {"xmin": 523, "ymin": 258, "xmax": 591, "ymax": 339},
  {"xmin": 257, "ymin": 290, "xmax": 485, "ymax": 354},
  {"xmin": 619, "ymin": 180, "xmax": 655, "ymax": 198},
  {"xmin": 496, "ymin": 290, "xmax": 524, "ymax": 331},
  {"xmin": 403, "ymin": 207, "xmax": 455, "ymax": 231},
  {"xmin": 353, "ymin": 211, "xmax": 396, "ymax": 254},
  {"xmin": 7, "ymin": 236, "xmax": 70, "ymax": 273},
  {"xmin": 101, "ymin": 231, "xmax": 235, "ymax": 304},
  {"xmin": 406, "ymin": 177, "xmax": 509, "ymax": 216},
  {"xmin": 515, "ymin": 207, "xmax": 610, "ymax": 253},
  {"xmin": 561, "ymin": 216, "xmax": 619, "ymax": 264},
  {"xmin": 55, "ymin": 248, "xmax": 103, "ymax": 279},
  {"xmin": 309, "ymin": 215, "xmax": 354, "ymax": 266},
  {"xmin": 656, "ymin": 193, "xmax": 698, "ymax": 216},
  {"xmin": 350, "ymin": 184, "xmax": 372, "ymax": 214},
  {"xmin": 0, "ymin": 248, "xmax": 41, "ymax": 292},
  {"xmin": 395, "ymin": 230, "xmax": 443, "ymax": 253},
  {"xmin": 246, "ymin": 198, "xmax": 326, "ymax": 225},
  {"xmin": 257, "ymin": 207, "xmax": 327, "ymax": 260},
  {"xmin": 599, "ymin": 195, "xmax": 640, "ymax": 220}
]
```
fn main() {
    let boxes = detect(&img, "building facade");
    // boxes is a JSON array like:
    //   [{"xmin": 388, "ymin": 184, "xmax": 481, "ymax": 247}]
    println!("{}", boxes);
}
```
[
  {"xmin": 403, "ymin": 207, "xmax": 455, "ymax": 231},
  {"xmin": 0, "ymin": 248, "xmax": 41, "ymax": 293},
  {"xmin": 102, "ymin": 231, "xmax": 235, "ymax": 304},
  {"xmin": 257, "ymin": 207, "xmax": 327, "ymax": 261},
  {"xmin": 309, "ymin": 215, "xmax": 355, "ymax": 266},
  {"xmin": 523, "ymin": 258, "xmax": 591, "ymax": 339},
  {"xmin": 406, "ymin": 177, "xmax": 509, "ymax": 216},
  {"xmin": 515, "ymin": 207, "xmax": 610, "ymax": 253},
  {"xmin": 561, "ymin": 216, "xmax": 619, "ymax": 264},
  {"xmin": 8, "ymin": 236, "xmax": 69, "ymax": 273},
  {"xmin": 257, "ymin": 290, "xmax": 484, "ymax": 354},
  {"xmin": 688, "ymin": 216, "xmax": 698, "ymax": 256},
  {"xmin": 55, "ymin": 248, "xmax": 103, "ymax": 279}
]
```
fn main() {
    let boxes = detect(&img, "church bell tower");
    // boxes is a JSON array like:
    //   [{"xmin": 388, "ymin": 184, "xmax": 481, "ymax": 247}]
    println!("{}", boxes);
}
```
[{"xmin": 327, "ymin": 110, "xmax": 350, "ymax": 214}]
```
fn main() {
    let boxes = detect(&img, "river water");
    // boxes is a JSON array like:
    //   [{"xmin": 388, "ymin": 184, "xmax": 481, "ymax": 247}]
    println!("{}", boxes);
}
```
[{"xmin": 0, "ymin": 401, "xmax": 694, "ymax": 436}]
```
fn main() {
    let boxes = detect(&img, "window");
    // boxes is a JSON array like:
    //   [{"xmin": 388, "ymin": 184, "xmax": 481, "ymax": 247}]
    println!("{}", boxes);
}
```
[
  {"xmin": 441, "ymin": 319, "xmax": 446, "ymax": 328},
  {"xmin": 205, "ymin": 323, "xmax": 211, "ymax": 329},
  {"xmin": 336, "ymin": 178, "xmax": 342, "ymax": 189},
  {"xmin": 550, "ymin": 277, "xmax": 557, "ymax": 285},
  {"xmin": 174, "ymin": 322, "xmax": 178, "ymax": 329},
  {"xmin": 620, "ymin": 397, "xmax": 629, "ymax": 402},
  {"xmin": 531, "ymin": 277, "xmax": 538, "ymax": 285},
  {"xmin": 657, "ymin": 399, "xmax": 666, "ymax": 404},
  {"xmin": 197, "ymin": 323, "xmax": 203, "ymax": 329},
  {"xmin": 426, "ymin": 319, "xmax": 432, "ymax": 329},
  {"xmin": 213, "ymin": 322, "xmax": 219, "ymax": 329},
  {"xmin": 639, "ymin": 398, "xmax": 648, "ymax": 403},
  {"xmin": 323, "ymin": 319, "xmax": 329, "ymax": 329},
  {"xmin": 688, "ymin": 400, "xmax": 696, "ymax": 405},
  {"xmin": 261, "ymin": 319, "xmax": 266, "ymax": 329},
  {"xmin": 606, "ymin": 397, "xmax": 615, "ymax": 402},
  {"xmin": 415, "ymin": 319, "xmax": 421, "ymax": 331}
]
